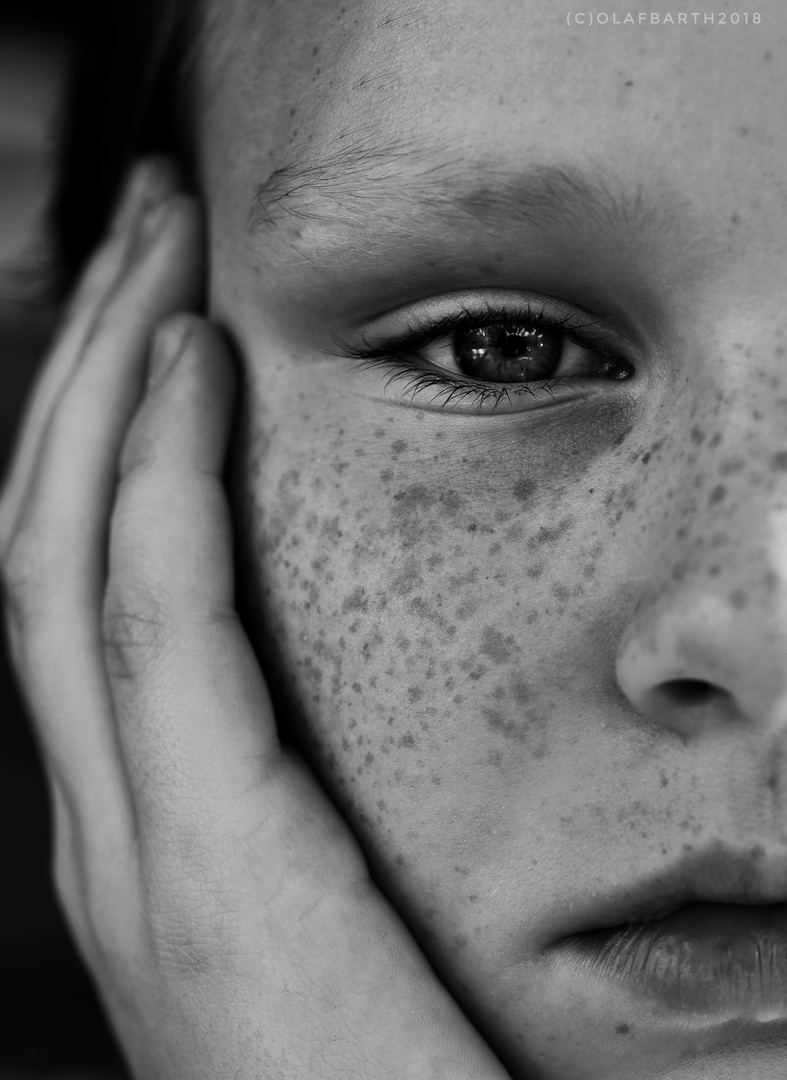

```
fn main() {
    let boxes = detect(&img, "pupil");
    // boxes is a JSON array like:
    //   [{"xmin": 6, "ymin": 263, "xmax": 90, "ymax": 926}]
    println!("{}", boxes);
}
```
[{"xmin": 455, "ymin": 323, "xmax": 563, "ymax": 382}]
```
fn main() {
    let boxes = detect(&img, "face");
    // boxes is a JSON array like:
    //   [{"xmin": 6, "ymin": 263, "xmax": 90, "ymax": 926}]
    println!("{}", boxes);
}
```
[{"xmin": 198, "ymin": 2, "xmax": 787, "ymax": 1076}]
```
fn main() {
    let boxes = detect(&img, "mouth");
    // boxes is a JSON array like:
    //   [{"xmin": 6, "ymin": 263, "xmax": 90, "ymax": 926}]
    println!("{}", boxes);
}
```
[
  {"xmin": 553, "ymin": 849, "xmax": 787, "ymax": 1018},
  {"xmin": 561, "ymin": 903, "xmax": 787, "ymax": 1016}
]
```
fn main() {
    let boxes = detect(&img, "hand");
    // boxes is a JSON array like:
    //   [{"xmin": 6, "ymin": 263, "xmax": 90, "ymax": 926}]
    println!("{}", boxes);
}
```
[{"xmin": 0, "ymin": 160, "xmax": 510, "ymax": 1079}]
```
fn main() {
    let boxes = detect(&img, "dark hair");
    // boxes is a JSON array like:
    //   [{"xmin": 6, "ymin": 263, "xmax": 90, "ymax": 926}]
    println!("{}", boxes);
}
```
[{"xmin": 52, "ymin": 0, "xmax": 196, "ymax": 297}]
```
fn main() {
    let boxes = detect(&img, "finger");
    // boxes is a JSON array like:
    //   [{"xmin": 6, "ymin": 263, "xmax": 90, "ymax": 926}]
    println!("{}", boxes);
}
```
[
  {"xmin": 3, "ymin": 194, "xmax": 202, "ymax": 838},
  {"xmin": 0, "ymin": 158, "xmax": 178, "ymax": 549},
  {"xmin": 103, "ymin": 317, "xmax": 283, "ymax": 841}
]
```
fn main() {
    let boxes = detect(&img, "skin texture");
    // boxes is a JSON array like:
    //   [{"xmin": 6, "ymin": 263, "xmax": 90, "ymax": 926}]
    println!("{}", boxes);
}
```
[
  {"xmin": 0, "ymin": 166, "xmax": 512, "ymax": 1080},
  {"xmin": 193, "ymin": 1, "xmax": 787, "ymax": 1076}
]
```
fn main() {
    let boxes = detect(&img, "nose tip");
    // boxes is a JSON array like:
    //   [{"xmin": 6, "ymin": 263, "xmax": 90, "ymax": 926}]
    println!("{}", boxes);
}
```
[{"xmin": 616, "ymin": 593, "xmax": 787, "ymax": 738}]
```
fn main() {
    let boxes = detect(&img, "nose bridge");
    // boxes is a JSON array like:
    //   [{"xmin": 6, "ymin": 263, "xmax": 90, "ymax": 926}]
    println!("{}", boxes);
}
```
[{"xmin": 617, "ymin": 378, "xmax": 787, "ymax": 734}]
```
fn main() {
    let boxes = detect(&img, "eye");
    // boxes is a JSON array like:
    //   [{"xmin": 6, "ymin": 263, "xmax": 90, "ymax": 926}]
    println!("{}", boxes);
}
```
[
  {"xmin": 424, "ymin": 319, "xmax": 631, "ymax": 384},
  {"xmin": 448, "ymin": 322, "xmax": 564, "ymax": 381},
  {"xmin": 337, "ymin": 292, "xmax": 636, "ymax": 414}
]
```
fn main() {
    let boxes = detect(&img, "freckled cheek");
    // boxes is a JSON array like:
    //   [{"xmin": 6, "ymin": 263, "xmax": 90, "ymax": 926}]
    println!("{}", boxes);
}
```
[
  {"xmin": 246, "ymin": 414, "xmax": 625, "ymax": 765},
  {"xmin": 238, "ymin": 406, "xmax": 675, "ymax": 962}
]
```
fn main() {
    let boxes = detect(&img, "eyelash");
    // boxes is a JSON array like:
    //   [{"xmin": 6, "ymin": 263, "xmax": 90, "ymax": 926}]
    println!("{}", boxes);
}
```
[{"xmin": 338, "ymin": 301, "xmax": 633, "ymax": 413}]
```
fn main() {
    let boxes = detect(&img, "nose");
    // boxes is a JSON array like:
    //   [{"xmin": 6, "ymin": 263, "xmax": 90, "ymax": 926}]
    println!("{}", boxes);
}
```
[{"xmin": 616, "ymin": 462, "xmax": 787, "ymax": 740}]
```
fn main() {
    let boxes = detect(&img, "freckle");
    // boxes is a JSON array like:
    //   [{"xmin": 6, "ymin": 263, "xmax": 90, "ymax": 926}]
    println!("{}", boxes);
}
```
[
  {"xmin": 407, "ymin": 686, "xmax": 424, "ymax": 703},
  {"xmin": 615, "ymin": 1024, "xmax": 631, "ymax": 1035},
  {"xmin": 392, "ymin": 439, "xmax": 408, "ymax": 454},
  {"xmin": 312, "ymin": 44, "xmax": 319, "ymax": 54},
  {"xmin": 640, "ymin": 452, "xmax": 650, "ymax": 465},
  {"xmin": 764, "ymin": 569, "xmax": 779, "ymax": 591},
  {"xmin": 770, "ymin": 451, "xmax": 787, "ymax": 472},
  {"xmin": 527, "ymin": 516, "xmax": 574, "ymax": 548},
  {"xmin": 480, "ymin": 625, "xmax": 515, "ymax": 663},
  {"xmin": 707, "ymin": 564, "xmax": 721, "ymax": 577},
  {"xmin": 513, "ymin": 477, "xmax": 538, "ymax": 502},
  {"xmin": 342, "ymin": 586, "xmax": 368, "ymax": 613},
  {"xmin": 671, "ymin": 561, "xmax": 688, "ymax": 582},
  {"xmin": 708, "ymin": 484, "xmax": 727, "ymax": 506},
  {"xmin": 483, "ymin": 707, "xmax": 526, "ymax": 741},
  {"xmin": 512, "ymin": 677, "xmax": 531, "ymax": 705},
  {"xmin": 729, "ymin": 589, "xmax": 749, "ymax": 610},
  {"xmin": 398, "ymin": 732, "xmax": 416, "ymax": 748},
  {"xmin": 690, "ymin": 426, "xmax": 705, "ymax": 446}
]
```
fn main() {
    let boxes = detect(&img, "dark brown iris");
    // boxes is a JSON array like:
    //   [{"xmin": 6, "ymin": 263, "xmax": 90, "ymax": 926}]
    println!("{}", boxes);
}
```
[{"xmin": 454, "ymin": 323, "xmax": 563, "ymax": 382}]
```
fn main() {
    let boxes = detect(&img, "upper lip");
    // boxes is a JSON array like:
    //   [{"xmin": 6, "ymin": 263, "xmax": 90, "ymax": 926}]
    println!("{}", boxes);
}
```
[{"xmin": 554, "ymin": 843, "xmax": 787, "ymax": 943}]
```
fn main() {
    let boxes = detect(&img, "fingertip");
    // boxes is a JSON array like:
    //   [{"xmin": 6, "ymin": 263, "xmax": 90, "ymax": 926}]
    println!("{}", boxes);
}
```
[
  {"xmin": 133, "ymin": 193, "xmax": 205, "ymax": 311},
  {"xmin": 110, "ymin": 156, "xmax": 182, "ymax": 237}
]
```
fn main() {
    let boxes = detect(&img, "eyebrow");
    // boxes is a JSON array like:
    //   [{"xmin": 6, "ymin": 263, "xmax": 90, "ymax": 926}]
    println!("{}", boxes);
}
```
[{"xmin": 248, "ymin": 138, "xmax": 666, "ymax": 242}]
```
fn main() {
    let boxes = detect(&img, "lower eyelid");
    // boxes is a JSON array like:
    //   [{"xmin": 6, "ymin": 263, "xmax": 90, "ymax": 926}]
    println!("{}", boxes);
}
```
[{"xmin": 359, "ymin": 356, "xmax": 589, "ymax": 414}]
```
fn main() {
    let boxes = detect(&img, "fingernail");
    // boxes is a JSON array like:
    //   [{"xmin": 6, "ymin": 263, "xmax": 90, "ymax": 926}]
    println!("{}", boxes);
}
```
[
  {"xmin": 111, "ymin": 157, "xmax": 179, "ymax": 236},
  {"xmin": 148, "ymin": 321, "xmax": 189, "ymax": 390},
  {"xmin": 137, "ymin": 193, "xmax": 176, "ymax": 244}
]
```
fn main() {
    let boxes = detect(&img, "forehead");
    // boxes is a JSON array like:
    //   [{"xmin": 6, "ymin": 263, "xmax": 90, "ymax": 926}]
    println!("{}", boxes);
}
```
[
  {"xmin": 202, "ymin": 2, "xmax": 781, "ymax": 154},
  {"xmin": 198, "ymin": 0, "xmax": 787, "ymax": 291}
]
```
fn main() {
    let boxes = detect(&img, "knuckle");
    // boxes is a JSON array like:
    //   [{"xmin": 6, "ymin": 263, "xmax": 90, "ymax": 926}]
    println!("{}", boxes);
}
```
[
  {"xmin": 102, "ymin": 583, "xmax": 173, "ymax": 680},
  {"xmin": 0, "ymin": 529, "xmax": 49, "ymax": 642}
]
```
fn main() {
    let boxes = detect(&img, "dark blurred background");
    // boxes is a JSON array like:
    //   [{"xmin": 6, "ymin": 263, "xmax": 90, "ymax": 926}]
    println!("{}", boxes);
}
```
[{"xmin": 0, "ymin": 1, "xmax": 126, "ymax": 1075}]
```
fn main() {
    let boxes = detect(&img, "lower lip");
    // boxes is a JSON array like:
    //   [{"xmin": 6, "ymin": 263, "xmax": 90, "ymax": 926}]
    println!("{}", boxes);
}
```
[{"xmin": 561, "ymin": 903, "xmax": 787, "ymax": 1017}]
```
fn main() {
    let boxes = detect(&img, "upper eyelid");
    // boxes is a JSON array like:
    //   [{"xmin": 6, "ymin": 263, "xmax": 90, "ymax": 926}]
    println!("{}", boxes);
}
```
[{"xmin": 334, "ymin": 294, "xmax": 627, "ymax": 363}]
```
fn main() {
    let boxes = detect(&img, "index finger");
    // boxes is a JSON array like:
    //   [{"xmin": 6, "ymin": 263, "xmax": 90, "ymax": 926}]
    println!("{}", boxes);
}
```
[{"xmin": 0, "ymin": 158, "xmax": 179, "ymax": 550}]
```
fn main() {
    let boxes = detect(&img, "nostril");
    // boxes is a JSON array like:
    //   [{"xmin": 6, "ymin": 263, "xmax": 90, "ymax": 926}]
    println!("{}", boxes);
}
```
[
  {"xmin": 659, "ymin": 679, "xmax": 720, "ymax": 707},
  {"xmin": 655, "ymin": 678, "xmax": 741, "ymax": 720}
]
